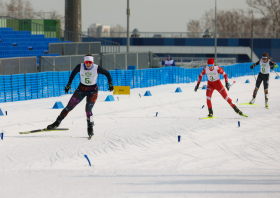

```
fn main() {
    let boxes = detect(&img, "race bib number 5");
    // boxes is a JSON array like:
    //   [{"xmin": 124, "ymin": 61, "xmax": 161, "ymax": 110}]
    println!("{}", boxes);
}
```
[{"xmin": 85, "ymin": 78, "xmax": 90, "ymax": 84}]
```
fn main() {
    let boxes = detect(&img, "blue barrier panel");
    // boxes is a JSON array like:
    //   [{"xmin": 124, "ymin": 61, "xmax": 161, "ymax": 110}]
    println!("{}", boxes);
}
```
[{"xmin": 1, "ymin": 63, "xmax": 277, "ymax": 103}]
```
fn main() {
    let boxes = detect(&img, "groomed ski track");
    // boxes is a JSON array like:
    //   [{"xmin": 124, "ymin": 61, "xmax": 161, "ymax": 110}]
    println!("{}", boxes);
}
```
[{"xmin": 1, "ymin": 75, "xmax": 280, "ymax": 198}]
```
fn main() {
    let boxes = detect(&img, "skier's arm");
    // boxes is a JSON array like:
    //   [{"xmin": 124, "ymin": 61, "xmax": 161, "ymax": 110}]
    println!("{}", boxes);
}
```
[
  {"xmin": 250, "ymin": 60, "xmax": 260, "ymax": 69},
  {"xmin": 218, "ymin": 67, "xmax": 228, "ymax": 83},
  {"xmin": 97, "ymin": 66, "xmax": 113, "ymax": 83},
  {"xmin": 197, "ymin": 68, "xmax": 206, "ymax": 84},
  {"xmin": 172, "ymin": 60, "xmax": 175, "ymax": 66},
  {"xmin": 269, "ymin": 61, "xmax": 279, "ymax": 69},
  {"xmin": 67, "ymin": 64, "xmax": 80, "ymax": 86}
]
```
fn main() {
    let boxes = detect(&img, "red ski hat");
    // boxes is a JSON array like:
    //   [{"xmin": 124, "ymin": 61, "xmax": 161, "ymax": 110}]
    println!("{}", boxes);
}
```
[{"xmin": 207, "ymin": 58, "xmax": 215, "ymax": 65}]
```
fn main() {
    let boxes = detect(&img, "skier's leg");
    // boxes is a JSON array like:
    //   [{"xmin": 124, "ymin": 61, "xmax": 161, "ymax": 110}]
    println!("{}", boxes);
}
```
[
  {"xmin": 47, "ymin": 90, "xmax": 86, "ymax": 129},
  {"xmin": 263, "ymin": 74, "xmax": 269, "ymax": 108},
  {"xmin": 217, "ymin": 82, "xmax": 235, "ymax": 108},
  {"xmin": 252, "ymin": 74, "xmax": 263, "ymax": 100},
  {"xmin": 206, "ymin": 85, "xmax": 214, "ymax": 116},
  {"xmin": 216, "ymin": 81, "xmax": 243, "ymax": 115},
  {"xmin": 86, "ymin": 90, "xmax": 98, "ymax": 136}
]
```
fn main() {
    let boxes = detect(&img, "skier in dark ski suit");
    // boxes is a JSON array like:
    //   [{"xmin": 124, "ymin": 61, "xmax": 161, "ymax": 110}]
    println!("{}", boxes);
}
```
[
  {"xmin": 249, "ymin": 52, "xmax": 278, "ymax": 108},
  {"xmin": 47, "ymin": 54, "xmax": 113, "ymax": 139}
]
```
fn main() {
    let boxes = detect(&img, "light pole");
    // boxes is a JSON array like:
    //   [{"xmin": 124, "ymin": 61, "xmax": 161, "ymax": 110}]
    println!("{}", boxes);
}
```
[
  {"xmin": 214, "ymin": 0, "xmax": 217, "ymax": 64},
  {"xmin": 127, "ymin": 0, "xmax": 130, "ymax": 52},
  {"xmin": 250, "ymin": 11, "xmax": 254, "ymax": 62}
]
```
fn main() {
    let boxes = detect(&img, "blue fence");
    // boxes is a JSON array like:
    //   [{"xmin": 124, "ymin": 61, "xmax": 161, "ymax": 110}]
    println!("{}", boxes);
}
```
[{"xmin": 0, "ymin": 63, "xmax": 279, "ymax": 103}]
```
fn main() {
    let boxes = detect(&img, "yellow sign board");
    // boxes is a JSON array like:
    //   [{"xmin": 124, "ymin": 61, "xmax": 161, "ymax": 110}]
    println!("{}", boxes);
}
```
[{"xmin": 113, "ymin": 86, "xmax": 130, "ymax": 95}]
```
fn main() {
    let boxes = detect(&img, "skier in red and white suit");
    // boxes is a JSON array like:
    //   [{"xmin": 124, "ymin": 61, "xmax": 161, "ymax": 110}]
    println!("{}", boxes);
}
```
[{"xmin": 194, "ymin": 58, "xmax": 245, "ymax": 117}]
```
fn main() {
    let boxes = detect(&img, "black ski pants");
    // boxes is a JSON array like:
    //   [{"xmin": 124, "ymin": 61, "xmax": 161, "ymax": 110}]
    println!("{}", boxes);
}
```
[{"xmin": 253, "ymin": 72, "xmax": 269, "ymax": 100}]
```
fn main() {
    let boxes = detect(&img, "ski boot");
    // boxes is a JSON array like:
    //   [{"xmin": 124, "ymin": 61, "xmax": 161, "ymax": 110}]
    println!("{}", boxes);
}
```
[
  {"xmin": 265, "ymin": 100, "xmax": 269, "ymax": 109},
  {"xmin": 47, "ymin": 116, "xmax": 62, "ymax": 130},
  {"xmin": 87, "ymin": 120, "xmax": 94, "ymax": 140},
  {"xmin": 233, "ymin": 106, "xmax": 247, "ymax": 117},
  {"xmin": 249, "ymin": 97, "xmax": 255, "ymax": 104},
  {"xmin": 208, "ymin": 108, "xmax": 213, "ymax": 117}
]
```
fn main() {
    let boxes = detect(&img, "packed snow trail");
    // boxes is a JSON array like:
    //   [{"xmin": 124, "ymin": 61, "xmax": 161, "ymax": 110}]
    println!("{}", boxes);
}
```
[{"xmin": 1, "ymin": 75, "xmax": 280, "ymax": 198}]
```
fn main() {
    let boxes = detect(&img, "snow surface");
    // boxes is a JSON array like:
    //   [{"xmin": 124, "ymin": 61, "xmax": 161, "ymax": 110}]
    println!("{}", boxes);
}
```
[{"xmin": 1, "ymin": 74, "xmax": 280, "ymax": 198}]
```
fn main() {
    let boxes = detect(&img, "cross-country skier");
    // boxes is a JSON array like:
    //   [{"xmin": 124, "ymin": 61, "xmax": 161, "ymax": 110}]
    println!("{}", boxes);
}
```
[
  {"xmin": 47, "ymin": 54, "xmax": 114, "ymax": 139},
  {"xmin": 194, "ymin": 58, "xmax": 246, "ymax": 118},
  {"xmin": 249, "ymin": 52, "xmax": 278, "ymax": 108}
]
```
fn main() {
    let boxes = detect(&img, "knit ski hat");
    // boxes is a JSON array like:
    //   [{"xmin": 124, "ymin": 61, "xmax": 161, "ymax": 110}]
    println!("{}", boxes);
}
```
[{"xmin": 207, "ymin": 58, "xmax": 214, "ymax": 66}]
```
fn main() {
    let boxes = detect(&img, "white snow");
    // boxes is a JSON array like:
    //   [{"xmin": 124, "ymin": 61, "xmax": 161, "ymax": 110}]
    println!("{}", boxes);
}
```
[{"xmin": 1, "ymin": 74, "xmax": 280, "ymax": 198}]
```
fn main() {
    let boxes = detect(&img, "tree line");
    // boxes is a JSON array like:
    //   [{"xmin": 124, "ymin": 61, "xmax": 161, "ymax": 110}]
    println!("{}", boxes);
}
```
[{"xmin": 187, "ymin": 0, "xmax": 280, "ymax": 38}]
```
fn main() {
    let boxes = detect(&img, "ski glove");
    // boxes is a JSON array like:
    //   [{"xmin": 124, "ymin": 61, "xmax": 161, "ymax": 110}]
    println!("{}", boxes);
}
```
[
  {"xmin": 225, "ymin": 82, "xmax": 230, "ymax": 91},
  {"xmin": 194, "ymin": 84, "xmax": 199, "ymax": 92},
  {"xmin": 250, "ymin": 64, "xmax": 255, "ymax": 69},
  {"xmin": 65, "ymin": 84, "xmax": 71, "ymax": 94},
  {"xmin": 108, "ymin": 82, "xmax": 114, "ymax": 92}
]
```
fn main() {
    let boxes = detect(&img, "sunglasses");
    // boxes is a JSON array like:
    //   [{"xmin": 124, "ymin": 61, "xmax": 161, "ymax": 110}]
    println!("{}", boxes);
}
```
[
  {"xmin": 262, "ymin": 58, "xmax": 267, "ymax": 61},
  {"xmin": 85, "ymin": 61, "xmax": 93, "ymax": 64}
]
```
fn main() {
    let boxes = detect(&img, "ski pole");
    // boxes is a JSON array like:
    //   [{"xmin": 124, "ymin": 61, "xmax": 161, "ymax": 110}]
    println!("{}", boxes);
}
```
[
  {"xmin": 252, "ymin": 69, "xmax": 256, "ymax": 81},
  {"xmin": 273, "ymin": 70, "xmax": 280, "ymax": 78},
  {"xmin": 198, "ymin": 85, "xmax": 207, "ymax": 89},
  {"xmin": 229, "ymin": 81, "xmax": 236, "ymax": 88}
]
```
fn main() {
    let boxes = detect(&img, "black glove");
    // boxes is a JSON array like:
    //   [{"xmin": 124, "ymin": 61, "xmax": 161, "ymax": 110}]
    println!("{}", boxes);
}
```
[
  {"xmin": 225, "ymin": 82, "xmax": 230, "ymax": 91},
  {"xmin": 270, "ymin": 65, "xmax": 274, "ymax": 70},
  {"xmin": 194, "ymin": 84, "xmax": 199, "ymax": 92},
  {"xmin": 108, "ymin": 82, "xmax": 114, "ymax": 92},
  {"xmin": 65, "ymin": 84, "xmax": 71, "ymax": 94},
  {"xmin": 250, "ymin": 64, "xmax": 255, "ymax": 69}
]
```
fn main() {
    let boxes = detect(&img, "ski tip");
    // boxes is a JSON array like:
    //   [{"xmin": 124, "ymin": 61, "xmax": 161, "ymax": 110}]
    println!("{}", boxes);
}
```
[
  {"xmin": 199, "ymin": 117, "xmax": 218, "ymax": 120},
  {"xmin": 239, "ymin": 103, "xmax": 260, "ymax": 106}
]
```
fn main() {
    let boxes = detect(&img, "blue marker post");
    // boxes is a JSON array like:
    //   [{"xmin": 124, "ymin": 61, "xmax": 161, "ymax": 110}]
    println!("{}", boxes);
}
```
[
  {"xmin": 202, "ymin": 105, "xmax": 204, "ymax": 109},
  {"xmin": 139, "ymin": 94, "xmax": 141, "ymax": 98},
  {"xmin": 84, "ymin": 155, "xmax": 91, "ymax": 166},
  {"xmin": 238, "ymin": 121, "xmax": 240, "ymax": 127},
  {"xmin": 178, "ymin": 135, "xmax": 181, "ymax": 142},
  {"xmin": 1, "ymin": 133, "xmax": 3, "ymax": 140},
  {"xmin": 156, "ymin": 112, "xmax": 158, "ymax": 117},
  {"xmin": 5, "ymin": 111, "xmax": 7, "ymax": 116},
  {"xmin": 117, "ymin": 97, "xmax": 119, "ymax": 101},
  {"xmin": 236, "ymin": 99, "xmax": 238, "ymax": 103}
]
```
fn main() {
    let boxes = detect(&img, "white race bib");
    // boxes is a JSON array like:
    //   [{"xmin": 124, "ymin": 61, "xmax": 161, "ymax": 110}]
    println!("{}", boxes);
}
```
[
  {"xmin": 80, "ymin": 63, "xmax": 98, "ymax": 85},
  {"xmin": 206, "ymin": 66, "xmax": 220, "ymax": 82},
  {"xmin": 259, "ymin": 59, "xmax": 271, "ymax": 74}
]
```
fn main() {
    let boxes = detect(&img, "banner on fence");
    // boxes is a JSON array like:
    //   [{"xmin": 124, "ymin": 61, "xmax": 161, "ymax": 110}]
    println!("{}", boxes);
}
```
[{"xmin": 113, "ymin": 86, "xmax": 130, "ymax": 95}]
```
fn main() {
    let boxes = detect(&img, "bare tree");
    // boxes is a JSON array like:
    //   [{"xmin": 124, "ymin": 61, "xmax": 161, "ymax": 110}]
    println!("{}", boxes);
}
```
[
  {"xmin": 246, "ymin": 0, "xmax": 280, "ymax": 37},
  {"xmin": 187, "ymin": 8, "xmax": 271, "ymax": 38},
  {"xmin": 23, "ymin": 1, "xmax": 34, "ymax": 19},
  {"xmin": 187, "ymin": 20, "xmax": 203, "ymax": 37},
  {"xmin": 0, "ymin": 0, "xmax": 5, "ymax": 14}
]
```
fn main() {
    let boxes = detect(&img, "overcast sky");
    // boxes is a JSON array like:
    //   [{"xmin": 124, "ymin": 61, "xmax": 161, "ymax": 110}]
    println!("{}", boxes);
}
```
[{"xmin": 4, "ymin": 0, "xmax": 259, "ymax": 32}]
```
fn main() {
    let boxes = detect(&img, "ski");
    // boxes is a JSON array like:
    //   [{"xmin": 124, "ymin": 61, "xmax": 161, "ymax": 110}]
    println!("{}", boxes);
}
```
[
  {"xmin": 199, "ymin": 117, "xmax": 218, "ymax": 120},
  {"xmin": 241, "ymin": 114, "xmax": 248, "ymax": 118},
  {"xmin": 19, "ymin": 128, "xmax": 69, "ymax": 134},
  {"xmin": 238, "ymin": 103, "xmax": 260, "ymax": 106}
]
